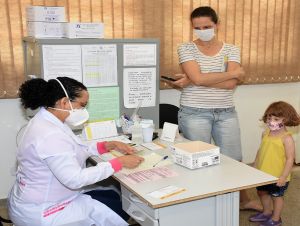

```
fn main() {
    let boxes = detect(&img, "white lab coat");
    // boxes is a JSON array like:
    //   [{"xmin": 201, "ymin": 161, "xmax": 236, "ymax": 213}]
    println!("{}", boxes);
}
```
[{"xmin": 8, "ymin": 108, "xmax": 127, "ymax": 226}]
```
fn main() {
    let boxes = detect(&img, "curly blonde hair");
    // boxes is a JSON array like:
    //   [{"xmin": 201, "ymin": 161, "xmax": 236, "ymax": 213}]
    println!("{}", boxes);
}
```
[{"xmin": 262, "ymin": 101, "xmax": 300, "ymax": 127}]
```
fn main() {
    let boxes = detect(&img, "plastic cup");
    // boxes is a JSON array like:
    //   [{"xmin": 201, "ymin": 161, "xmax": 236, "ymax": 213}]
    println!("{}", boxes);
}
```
[{"xmin": 142, "ymin": 124, "xmax": 154, "ymax": 143}]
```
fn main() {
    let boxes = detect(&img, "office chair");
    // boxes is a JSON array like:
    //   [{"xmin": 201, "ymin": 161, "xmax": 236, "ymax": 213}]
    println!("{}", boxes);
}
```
[
  {"xmin": 159, "ymin": 104, "xmax": 179, "ymax": 128},
  {"xmin": 0, "ymin": 216, "xmax": 12, "ymax": 226}
]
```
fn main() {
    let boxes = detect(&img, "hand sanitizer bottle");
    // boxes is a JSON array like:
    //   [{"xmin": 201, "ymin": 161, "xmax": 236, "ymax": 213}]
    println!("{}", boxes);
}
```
[{"xmin": 131, "ymin": 121, "xmax": 143, "ymax": 144}]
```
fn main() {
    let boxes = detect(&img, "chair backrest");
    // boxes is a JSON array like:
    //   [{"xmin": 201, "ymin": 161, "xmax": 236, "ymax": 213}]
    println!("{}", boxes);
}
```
[
  {"xmin": 159, "ymin": 104, "xmax": 179, "ymax": 128},
  {"xmin": 0, "ymin": 216, "xmax": 12, "ymax": 225}
]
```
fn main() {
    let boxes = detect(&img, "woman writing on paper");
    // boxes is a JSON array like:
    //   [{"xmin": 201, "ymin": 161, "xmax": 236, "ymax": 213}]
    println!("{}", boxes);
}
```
[
  {"xmin": 8, "ymin": 77, "xmax": 143, "ymax": 226},
  {"xmin": 173, "ymin": 6, "xmax": 260, "ymax": 211}
]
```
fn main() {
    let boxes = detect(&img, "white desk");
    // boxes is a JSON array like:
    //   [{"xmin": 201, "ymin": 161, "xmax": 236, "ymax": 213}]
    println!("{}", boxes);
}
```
[{"xmin": 112, "ymin": 139, "xmax": 277, "ymax": 226}]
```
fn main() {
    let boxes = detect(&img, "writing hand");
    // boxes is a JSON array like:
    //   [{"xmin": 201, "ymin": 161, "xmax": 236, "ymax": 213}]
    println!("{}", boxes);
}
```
[{"xmin": 117, "ymin": 155, "xmax": 144, "ymax": 169}]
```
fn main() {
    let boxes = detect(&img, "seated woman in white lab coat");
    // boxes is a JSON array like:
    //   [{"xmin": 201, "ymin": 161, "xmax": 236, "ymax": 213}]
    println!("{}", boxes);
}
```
[{"xmin": 8, "ymin": 77, "xmax": 144, "ymax": 226}]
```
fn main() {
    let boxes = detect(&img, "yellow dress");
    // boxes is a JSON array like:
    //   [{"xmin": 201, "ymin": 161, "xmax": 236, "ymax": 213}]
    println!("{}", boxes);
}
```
[{"xmin": 257, "ymin": 129, "xmax": 291, "ymax": 181}]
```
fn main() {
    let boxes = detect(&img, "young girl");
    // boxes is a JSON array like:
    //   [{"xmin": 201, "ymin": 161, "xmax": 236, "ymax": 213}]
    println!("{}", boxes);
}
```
[{"xmin": 250, "ymin": 101, "xmax": 300, "ymax": 226}]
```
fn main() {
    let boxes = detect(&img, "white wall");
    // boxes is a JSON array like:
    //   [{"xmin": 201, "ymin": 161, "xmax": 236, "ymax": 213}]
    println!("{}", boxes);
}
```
[
  {"xmin": 1, "ymin": 83, "xmax": 300, "ymax": 198},
  {"xmin": 0, "ymin": 99, "xmax": 28, "ymax": 199}
]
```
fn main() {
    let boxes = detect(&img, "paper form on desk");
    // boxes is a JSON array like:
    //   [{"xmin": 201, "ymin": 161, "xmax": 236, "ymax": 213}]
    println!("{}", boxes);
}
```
[
  {"xmin": 147, "ymin": 185, "xmax": 186, "ymax": 199},
  {"xmin": 99, "ymin": 135, "xmax": 131, "ymax": 144},
  {"xmin": 99, "ymin": 145, "xmax": 144, "ymax": 161},
  {"xmin": 140, "ymin": 142, "xmax": 162, "ymax": 151},
  {"xmin": 121, "ymin": 167, "xmax": 178, "ymax": 184},
  {"xmin": 109, "ymin": 147, "xmax": 146, "ymax": 157},
  {"xmin": 121, "ymin": 152, "xmax": 172, "ymax": 175},
  {"xmin": 84, "ymin": 135, "xmax": 132, "ymax": 148}
]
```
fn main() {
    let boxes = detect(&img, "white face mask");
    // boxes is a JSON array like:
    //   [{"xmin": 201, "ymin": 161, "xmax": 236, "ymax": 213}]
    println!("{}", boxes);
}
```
[
  {"xmin": 57, "ymin": 107, "xmax": 89, "ymax": 127},
  {"xmin": 194, "ymin": 28, "xmax": 215, "ymax": 41},
  {"xmin": 51, "ymin": 79, "xmax": 89, "ymax": 127}
]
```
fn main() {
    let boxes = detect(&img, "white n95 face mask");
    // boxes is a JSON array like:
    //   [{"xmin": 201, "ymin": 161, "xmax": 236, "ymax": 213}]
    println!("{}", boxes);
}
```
[
  {"xmin": 194, "ymin": 28, "xmax": 215, "ymax": 42},
  {"xmin": 49, "ymin": 106, "xmax": 89, "ymax": 127},
  {"xmin": 65, "ymin": 107, "xmax": 89, "ymax": 127},
  {"xmin": 52, "ymin": 79, "xmax": 89, "ymax": 127}
]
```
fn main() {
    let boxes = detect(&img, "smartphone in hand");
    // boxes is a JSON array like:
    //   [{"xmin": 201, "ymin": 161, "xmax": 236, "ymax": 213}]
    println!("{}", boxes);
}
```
[{"xmin": 161, "ymin": 76, "xmax": 177, "ymax": 82}]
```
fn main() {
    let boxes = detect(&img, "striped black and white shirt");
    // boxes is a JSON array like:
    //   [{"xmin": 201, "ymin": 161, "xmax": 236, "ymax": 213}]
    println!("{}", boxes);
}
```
[{"xmin": 178, "ymin": 42, "xmax": 240, "ymax": 109}]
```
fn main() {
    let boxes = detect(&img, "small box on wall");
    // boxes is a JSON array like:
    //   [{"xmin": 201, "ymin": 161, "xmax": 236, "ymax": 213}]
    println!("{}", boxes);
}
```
[
  {"xmin": 26, "ymin": 6, "xmax": 66, "ymax": 22},
  {"xmin": 64, "ymin": 23, "xmax": 104, "ymax": 38},
  {"xmin": 27, "ymin": 21, "xmax": 66, "ymax": 38}
]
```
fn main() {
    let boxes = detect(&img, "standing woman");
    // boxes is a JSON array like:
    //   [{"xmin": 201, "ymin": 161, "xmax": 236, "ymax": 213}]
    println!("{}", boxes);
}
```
[
  {"xmin": 174, "ymin": 6, "xmax": 260, "ymax": 211},
  {"xmin": 8, "ymin": 77, "xmax": 143, "ymax": 226}
]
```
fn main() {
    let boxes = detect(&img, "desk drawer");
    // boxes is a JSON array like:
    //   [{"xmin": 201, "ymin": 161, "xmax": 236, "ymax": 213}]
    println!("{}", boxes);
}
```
[
  {"xmin": 122, "ymin": 195, "xmax": 159, "ymax": 226},
  {"xmin": 121, "ymin": 186, "xmax": 158, "ymax": 219}
]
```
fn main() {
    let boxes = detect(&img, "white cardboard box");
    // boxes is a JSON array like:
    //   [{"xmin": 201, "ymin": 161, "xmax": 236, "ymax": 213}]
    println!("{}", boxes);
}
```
[
  {"xmin": 64, "ymin": 23, "xmax": 104, "ymax": 38},
  {"xmin": 27, "ymin": 21, "xmax": 66, "ymax": 38},
  {"xmin": 26, "ymin": 6, "xmax": 66, "ymax": 22},
  {"xmin": 170, "ymin": 141, "xmax": 220, "ymax": 169}
]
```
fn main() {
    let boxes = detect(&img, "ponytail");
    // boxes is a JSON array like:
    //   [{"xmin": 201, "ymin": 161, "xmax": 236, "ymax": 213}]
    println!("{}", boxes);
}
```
[{"xmin": 19, "ymin": 78, "xmax": 49, "ymax": 110}]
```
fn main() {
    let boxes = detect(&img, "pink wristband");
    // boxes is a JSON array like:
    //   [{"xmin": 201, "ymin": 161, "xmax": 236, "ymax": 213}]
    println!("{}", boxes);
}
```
[
  {"xmin": 97, "ymin": 142, "xmax": 108, "ymax": 154},
  {"xmin": 109, "ymin": 158, "xmax": 123, "ymax": 172}
]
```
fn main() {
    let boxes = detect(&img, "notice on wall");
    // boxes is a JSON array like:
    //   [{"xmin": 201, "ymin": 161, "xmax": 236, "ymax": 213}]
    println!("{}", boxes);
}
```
[
  {"xmin": 42, "ymin": 45, "xmax": 82, "ymax": 81},
  {"xmin": 82, "ymin": 44, "xmax": 118, "ymax": 87},
  {"xmin": 123, "ymin": 68, "xmax": 156, "ymax": 108},
  {"xmin": 87, "ymin": 87, "xmax": 120, "ymax": 121},
  {"xmin": 123, "ymin": 44, "xmax": 156, "ymax": 66}
]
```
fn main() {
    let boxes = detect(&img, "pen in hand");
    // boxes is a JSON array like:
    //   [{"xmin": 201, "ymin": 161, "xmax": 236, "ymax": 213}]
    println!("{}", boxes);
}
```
[{"xmin": 153, "ymin": 155, "xmax": 169, "ymax": 167}]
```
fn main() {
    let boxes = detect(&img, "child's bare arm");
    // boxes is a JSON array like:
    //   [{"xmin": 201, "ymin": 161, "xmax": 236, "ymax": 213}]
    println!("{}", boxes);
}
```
[{"xmin": 277, "ymin": 135, "xmax": 295, "ymax": 186}]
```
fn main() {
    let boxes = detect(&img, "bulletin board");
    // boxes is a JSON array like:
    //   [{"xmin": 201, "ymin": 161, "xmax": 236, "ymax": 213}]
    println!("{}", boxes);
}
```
[{"xmin": 23, "ymin": 37, "xmax": 160, "ymax": 127}]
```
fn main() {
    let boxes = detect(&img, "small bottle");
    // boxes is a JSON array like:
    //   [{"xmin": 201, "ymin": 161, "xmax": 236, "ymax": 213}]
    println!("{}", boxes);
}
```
[{"xmin": 131, "ymin": 121, "xmax": 143, "ymax": 144}]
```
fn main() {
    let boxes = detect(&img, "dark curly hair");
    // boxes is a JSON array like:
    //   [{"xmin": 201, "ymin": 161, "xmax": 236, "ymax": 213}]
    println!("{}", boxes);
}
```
[
  {"xmin": 262, "ymin": 101, "xmax": 300, "ymax": 127},
  {"xmin": 190, "ymin": 6, "xmax": 219, "ymax": 24},
  {"xmin": 19, "ymin": 77, "xmax": 87, "ymax": 110}
]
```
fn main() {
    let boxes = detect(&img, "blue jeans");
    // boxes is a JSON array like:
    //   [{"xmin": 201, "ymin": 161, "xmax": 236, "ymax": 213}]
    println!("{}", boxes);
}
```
[{"xmin": 178, "ymin": 105, "xmax": 242, "ymax": 161}]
